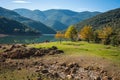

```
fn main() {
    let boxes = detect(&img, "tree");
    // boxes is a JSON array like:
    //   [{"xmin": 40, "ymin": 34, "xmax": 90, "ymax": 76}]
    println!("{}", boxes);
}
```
[
  {"xmin": 55, "ymin": 31, "xmax": 64, "ymax": 44},
  {"xmin": 110, "ymin": 35, "xmax": 120, "ymax": 46},
  {"xmin": 79, "ymin": 25, "xmax": 93, "ymax": 42},
  {"xmin": 65, "ymin": 25, "xmax": 77, "ymax": 41},
  {"xmin": 110, "ymin": 28, "xmax": 120, "ymax": 46},
  {"xmin": 98, "ymin": 26, "xmax": 113, "ymax": 44},
  {"xmin": 93, "ymin": 31, "xmax": 100, "ymax": 43}
]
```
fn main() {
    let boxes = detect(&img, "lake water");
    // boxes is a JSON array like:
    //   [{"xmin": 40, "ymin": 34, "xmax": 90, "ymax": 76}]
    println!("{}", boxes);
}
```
[{"xmin": 0, "ymin": 34, "xmax": 56, "ymax": 44}]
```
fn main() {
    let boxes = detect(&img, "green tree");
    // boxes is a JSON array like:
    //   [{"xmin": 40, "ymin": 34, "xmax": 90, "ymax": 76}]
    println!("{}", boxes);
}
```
[
  {"xmin": 79, "ymin": 25, "xmax": 93, "ymax": 42},
  {"xmin": 93, "ymin": 31, "xmax": 100, "ymax": 43},
  {"xmin": 110, "ymin": 28, "xmax": 120, "ymax": 46},
  {"xmin": 65, "ymin": 25, "xmax": 77, "ymax": 41}
]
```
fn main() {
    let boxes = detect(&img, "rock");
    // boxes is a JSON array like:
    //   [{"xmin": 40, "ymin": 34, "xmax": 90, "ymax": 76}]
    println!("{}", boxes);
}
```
[
  {"xmin": 0, "ymin": 45, "xmax": 2, "ymax": 48},
  {"xmin": 66, "ymin": 75, "xmax": 73, "ymax": 79},
  {"xmin": 56, "ymin": 50, "xmax": 64, "ymax": 54},
  {"xmin": 71, "ymin": 68, "xmax": 78, "ymax": 74},
  {"xmin": 64, "ymin": 67, "xmax": 70, "ymax": 74},
  {"xmin": 35, "ymin": 69, "xmax": 41, "ymax": 72},
  {"xmin": 60, "ymin": 63, "xmax": 66, "ymax": 67},
  {"xmin": 53, "ymin": 72, "xmax": 59, "ymax": 78},
  {"xmin": 102, "ymin": 76, "xmax": 112, "ymax": 80},
  {"xmin": 0, "ymin": 56, "xmax": 6, "ymax": 62},
  {"xmin": 32, "ymin": 61, "xmax": 39, "ymax": 66},
  {"xmin": 49, "ymin": 50, "xmax": 56, "ymax": 55},
  {"xmin": 1, "ymin": 53, "xmax": 8, "ymax": 58},
  {"xmin": 51, "ymin": 46, "xmax": 57, "ymax": 50},
  {"xmin": 84, "ymin": 66, "xmax": 94, "ymax": 70},
  {"xmin": 2, "ymin": 47, "xmax": 6, "ymax": 49},
  {"xmin": 21, "ymin": 44, "xmax": 26, "ymax": 47},
  {"xmin": 68, "ymin": 63, "xmax": 79, "ymax": 68},
  {"xmin": 34, "ymin": 50, "xmax": 44, "ymax": 57},
  {"xmin": 37, "ymin": 77, "xmax": 42, "ymax": 80},
  {"xmin": 17, "ymin": 67, "xmax": 22, "ymax": 70},
  {"xmin": 41, "ymin": 69, "xmax": 49, "ymax": 74},
  {"xmin": 97, "ymin": 77, "xmax": 101, "ymax": 80},
  {"xmin": 108, "ymin": 77, "xmax": 112, "ymax": 80}
]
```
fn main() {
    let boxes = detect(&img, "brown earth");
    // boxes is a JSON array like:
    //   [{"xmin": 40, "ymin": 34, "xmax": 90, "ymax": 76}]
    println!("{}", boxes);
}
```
[{"xmin": 0, "ymin": 44, "xmax": 120, "ymax": 80}]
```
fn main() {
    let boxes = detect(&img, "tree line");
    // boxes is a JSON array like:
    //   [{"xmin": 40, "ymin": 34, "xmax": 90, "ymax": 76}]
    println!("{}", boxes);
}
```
[{"xmin": 55, "ymin": 25, "xmax": 120, "ymax": 46}]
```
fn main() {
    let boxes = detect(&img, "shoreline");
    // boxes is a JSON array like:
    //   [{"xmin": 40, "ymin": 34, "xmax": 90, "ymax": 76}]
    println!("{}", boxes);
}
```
[{"xmin": 0, "ymin": 34, "xmax": 8, "ymax": 37}]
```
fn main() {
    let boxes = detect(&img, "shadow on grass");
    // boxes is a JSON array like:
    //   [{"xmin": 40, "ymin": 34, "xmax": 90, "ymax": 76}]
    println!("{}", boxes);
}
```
[{"xmin": 63, "ymin": 42, "xmax": 84, "ymax": 46}]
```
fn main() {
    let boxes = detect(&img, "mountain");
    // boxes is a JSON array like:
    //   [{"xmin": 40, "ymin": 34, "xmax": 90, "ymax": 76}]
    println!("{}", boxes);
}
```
[
  {"xmin": 0, "ymin": 7, "xmax": 56, "ymax": 34},
  {"xmin": 43, "ymin": 20, "xmax": 67, "ymax": 31},
  {"xmin": 75, "ymin": 8, "xmax": 120, "ymax": 30},
  {"xmin": 14, "ymin": 9, "xmax": 101, "ymax": 31},
  {"xmin": 0, "ymin": 17, "xmax": 40, "ymax": 35}
]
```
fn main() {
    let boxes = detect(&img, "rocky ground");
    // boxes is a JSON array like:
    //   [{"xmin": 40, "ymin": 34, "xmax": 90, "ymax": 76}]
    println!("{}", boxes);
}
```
[
  {"xmin": 0, "ymin": 44, "xmax": 63, "ymax": 59},
  {"xmin": 0, "ymin": 44, "xmax": 120, "ymax": 80}
]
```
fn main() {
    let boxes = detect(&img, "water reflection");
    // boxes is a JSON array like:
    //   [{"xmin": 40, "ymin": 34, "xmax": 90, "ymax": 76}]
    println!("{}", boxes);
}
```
[{"xmin": 0, "ymin": 34, "xmax": 55, "ymax": 44}]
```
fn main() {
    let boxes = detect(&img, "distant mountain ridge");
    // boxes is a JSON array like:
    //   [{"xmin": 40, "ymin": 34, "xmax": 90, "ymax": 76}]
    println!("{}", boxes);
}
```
[
  {"xmin": 75, "ymin": 8, "xmax": 120, "ymax": 30},
  {"xmin": 14, "ymin": 9, "xmax": 101, "ymax": 31},
  {"xmin": 0, "ymin": 7, "xmax": 56, "ymax": 34}
]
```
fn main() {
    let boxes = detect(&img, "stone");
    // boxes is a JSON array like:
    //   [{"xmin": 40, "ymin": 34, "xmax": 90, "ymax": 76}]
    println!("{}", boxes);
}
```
[
  {"xmin": 66, "ymin": 75, "xmax": 73, "ymax": 79},
  {"xmin": 41, "ymin": 69, "xmax": 49, "ymax": 74},
  {"xmin": 17, "ymin": 67, "xmax": 22, "ymax": 70},
  {"xmin": 97, "ymin": 77, "xmax": 101, "ymax": 80},
  {"xmin": 51, "ymin": 46, "xmax": 57, "ymax": 50}
]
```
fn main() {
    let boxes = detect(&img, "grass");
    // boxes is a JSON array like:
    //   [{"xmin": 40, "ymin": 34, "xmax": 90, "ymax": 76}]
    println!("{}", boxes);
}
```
[{"xmin": 28, "ymin": 41, "xmax": 120, "ymax": 63}]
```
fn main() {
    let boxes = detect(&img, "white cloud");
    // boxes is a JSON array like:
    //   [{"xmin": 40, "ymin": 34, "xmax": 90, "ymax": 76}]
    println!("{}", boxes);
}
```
[{"xmin": 12, "ymin": 0, "xmax": 31, "ymax": 4}]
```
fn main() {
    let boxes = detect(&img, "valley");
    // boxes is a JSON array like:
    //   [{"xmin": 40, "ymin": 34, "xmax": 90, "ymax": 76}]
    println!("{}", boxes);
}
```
[{"xmin": 0, "ymin": 1, "xmax": 120, "ymax": 80}]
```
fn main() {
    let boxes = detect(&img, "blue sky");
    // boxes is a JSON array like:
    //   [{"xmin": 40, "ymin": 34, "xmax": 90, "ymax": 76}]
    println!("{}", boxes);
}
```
[{"xmin": 0, "ymin": 0, "xmax": 120, "ymax": 12}]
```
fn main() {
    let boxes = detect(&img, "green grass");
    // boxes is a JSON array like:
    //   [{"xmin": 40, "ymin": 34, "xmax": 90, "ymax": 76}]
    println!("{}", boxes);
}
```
[{"xmin": 29, "ymin": 41, "xmax": 120, "ymax": 63}]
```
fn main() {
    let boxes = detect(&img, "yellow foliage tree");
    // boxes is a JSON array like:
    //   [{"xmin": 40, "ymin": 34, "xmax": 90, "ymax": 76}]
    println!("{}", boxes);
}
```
[
  {"xmin": 79, "ymin": 25, "xmax": 93, "ymax": 42},
  {"xmin": 65, "ymin": 25, "xmax": 77, "ymax": 41},
  {"xmin": 98, "ymin": 26, "xmax": 113, "ymax": 44}
]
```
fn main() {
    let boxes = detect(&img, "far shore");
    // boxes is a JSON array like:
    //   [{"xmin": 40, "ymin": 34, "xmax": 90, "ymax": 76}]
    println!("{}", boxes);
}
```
[{"xmin": 0, "ymin": 34, "xmax": 8, "ymax": 37}]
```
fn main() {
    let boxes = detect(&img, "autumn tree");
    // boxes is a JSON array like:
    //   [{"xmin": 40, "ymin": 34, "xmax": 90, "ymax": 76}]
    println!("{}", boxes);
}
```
[
  {"xmin": 79, "ymin": 25, "xmax": 93, "ymax": 42},
  {"xmin": 55, "ymin": 31, "xmax": 64, "ymax": 43},
  {"xmin": 65, "ymin": 25, "xmax": 77, "ymax": 41},
  {"xmin": 98, "ymin": 26, "xmax": 113, "ymax": 44}
]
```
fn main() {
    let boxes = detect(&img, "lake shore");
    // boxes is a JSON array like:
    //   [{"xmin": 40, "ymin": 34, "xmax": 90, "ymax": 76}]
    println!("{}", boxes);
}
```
[{"xmin": 0, "ymin": 34, "xmax": 8, "ymax": 37}]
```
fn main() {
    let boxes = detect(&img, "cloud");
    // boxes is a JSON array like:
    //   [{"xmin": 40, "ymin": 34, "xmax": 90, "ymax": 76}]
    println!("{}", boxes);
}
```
[{"xmin": 12, "ymin": 0, "xmax": 31, "ymax": 4}]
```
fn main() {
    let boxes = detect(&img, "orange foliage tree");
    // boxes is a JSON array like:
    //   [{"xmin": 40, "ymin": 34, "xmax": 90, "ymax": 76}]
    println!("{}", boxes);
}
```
[{"xmin": 55, "ymin": 31, "xmax": 64, "ymax": 43}]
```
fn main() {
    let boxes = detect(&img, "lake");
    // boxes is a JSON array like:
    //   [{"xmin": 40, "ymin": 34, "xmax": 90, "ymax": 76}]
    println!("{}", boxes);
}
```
[{"xmin": 0, "ymin": 34, "xmax": 56, "ymax": 44}]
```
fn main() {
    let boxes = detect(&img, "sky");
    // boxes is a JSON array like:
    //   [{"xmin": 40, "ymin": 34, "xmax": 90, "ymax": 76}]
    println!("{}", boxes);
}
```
[{"xmin": 0, "ymin": 0, "xmax": 120, "ymax": 12}]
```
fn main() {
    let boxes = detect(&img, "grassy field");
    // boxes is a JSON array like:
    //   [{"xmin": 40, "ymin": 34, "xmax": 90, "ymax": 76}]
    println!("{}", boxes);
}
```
[{"xmin": 29, "ymin": 41, "xmax": 120, "ymax": 63}]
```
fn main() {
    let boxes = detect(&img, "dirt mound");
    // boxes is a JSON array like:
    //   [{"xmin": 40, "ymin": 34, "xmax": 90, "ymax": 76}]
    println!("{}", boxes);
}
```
[{"xmin": 0, "ymin": 44, "xmax": 64, "ymax": 59}]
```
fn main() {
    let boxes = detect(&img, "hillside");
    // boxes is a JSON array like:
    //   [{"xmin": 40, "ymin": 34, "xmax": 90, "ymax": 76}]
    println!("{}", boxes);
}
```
[
  {"xmin": 14, "ymin": 9, "xmax": 101, "ymax": 31},
  {"xmin": 75, "ymin": 8, "xmax": 120, "ymax": 30},
  {"xmin": 0, "ymin": 17, "xmax": 40, "ymax": 35},
  {"xmin": 0, "ymin": 7, "xmax": 56, "ymax": 34}
]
